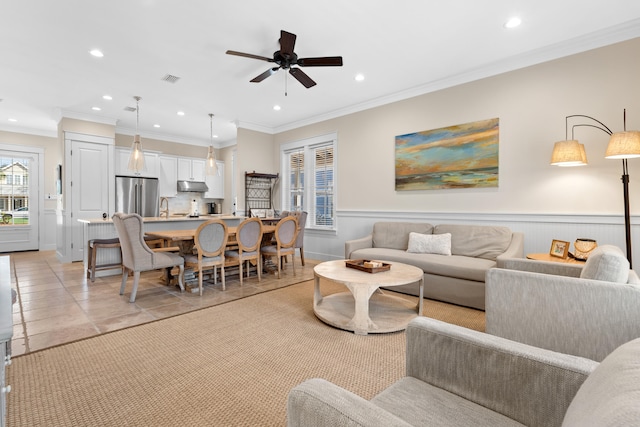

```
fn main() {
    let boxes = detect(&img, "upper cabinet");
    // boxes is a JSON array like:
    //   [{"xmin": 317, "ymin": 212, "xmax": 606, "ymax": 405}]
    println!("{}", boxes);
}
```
[
  {"xmin": 177, "ymin": 158, "xmax": 206, "ymax": 182},
  {"xmin": 115, "ymin": 147, "xmax": 158, "ymax": 178},
  {"xmin": 205, "ymin": 161, "xmax": 225, "ymax": 199},
  {"xmin": 158, "ymin": 155, "xmax": 178, "ymax": 197}
]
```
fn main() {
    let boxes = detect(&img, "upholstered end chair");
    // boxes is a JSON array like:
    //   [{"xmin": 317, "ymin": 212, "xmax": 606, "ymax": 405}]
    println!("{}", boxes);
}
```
[
  {"xmin": 112, "ymin": 213, "xmax": 185, "ymax": 303},
  {"xmin": 288, "ymin": 316, "xmax": 640, "ymax": 426},
  {"xmin": 486, "ymin": 245, "xmax": 640, "ymax": 361}
]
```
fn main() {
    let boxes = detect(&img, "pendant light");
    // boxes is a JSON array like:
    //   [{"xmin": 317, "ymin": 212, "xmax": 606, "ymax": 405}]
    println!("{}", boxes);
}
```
[
  {"xmin": 127, "ymin": 96, "xmax": 145, "ymax": 173},
  {"xmin": 205, "ymin": 113, "xmax": 218, "ymax": 176}
]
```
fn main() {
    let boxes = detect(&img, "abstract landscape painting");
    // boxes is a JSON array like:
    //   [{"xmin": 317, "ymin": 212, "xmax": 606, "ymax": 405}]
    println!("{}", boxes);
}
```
[{"xmin": 395, "ymin": 118, "xmax": 499, "ymax": 190}]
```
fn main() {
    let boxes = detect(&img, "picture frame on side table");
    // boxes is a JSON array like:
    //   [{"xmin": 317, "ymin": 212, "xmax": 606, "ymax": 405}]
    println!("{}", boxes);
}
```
[{"xmin": 550, "ymin": 239, "xmax": 570, "ymax": 259}]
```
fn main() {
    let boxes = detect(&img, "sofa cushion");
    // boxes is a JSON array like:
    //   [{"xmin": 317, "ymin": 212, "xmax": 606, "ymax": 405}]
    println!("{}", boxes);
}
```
[
  {"xmin": 407, "ymin": 232, "xmax": 451, "ymax": 255},
  {"xmin": 372, "ymin": 377, "xmax": 523, "ymax": 427},
  {"xmin": 562, "ymin": 338, "xmax": 640, "ymax": 427},
  {"xmin": 434, "ymin": 224, "xmax": 512, "ymax": 261},
  {"xmin": 372, "ymin": 222, "xmax": 433, "ymax": 250},
  {"xmin": 579, "ymin": 245, "xmax": 629, "ymax": 283},
  {"xmin": 351, "ymin": 248, "xmax": 494, "ymax": 282}
]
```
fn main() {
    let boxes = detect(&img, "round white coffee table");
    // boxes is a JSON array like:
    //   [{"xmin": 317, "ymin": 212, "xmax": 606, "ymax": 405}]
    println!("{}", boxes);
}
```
[{"xmin": 313, "ymin": 260, "xmax": 424, "ymax": 335}]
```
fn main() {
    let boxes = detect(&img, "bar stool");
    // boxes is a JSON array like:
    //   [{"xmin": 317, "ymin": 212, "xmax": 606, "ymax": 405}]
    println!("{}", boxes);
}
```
[{"xmin": 87, "ymin": 238, "xmax": 122, "ymax": 282}]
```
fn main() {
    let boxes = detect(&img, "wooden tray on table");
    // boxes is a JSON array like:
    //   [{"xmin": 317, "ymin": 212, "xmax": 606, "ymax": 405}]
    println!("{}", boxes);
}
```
[{"xmin": 345, "ymin": 259, "xmax": 391, "ymax": 273}]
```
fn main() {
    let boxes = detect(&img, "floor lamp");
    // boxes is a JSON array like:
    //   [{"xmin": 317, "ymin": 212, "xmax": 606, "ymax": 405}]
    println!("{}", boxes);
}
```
[{"xmin": 550, "ymin": 110, "xmax": 640, "ymax": 267}]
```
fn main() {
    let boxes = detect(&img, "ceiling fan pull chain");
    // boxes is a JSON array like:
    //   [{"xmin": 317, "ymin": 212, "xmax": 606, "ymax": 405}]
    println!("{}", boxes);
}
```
[{"xmin": 285, "ymin": 71, "xmax": 288, "ymax": 96}]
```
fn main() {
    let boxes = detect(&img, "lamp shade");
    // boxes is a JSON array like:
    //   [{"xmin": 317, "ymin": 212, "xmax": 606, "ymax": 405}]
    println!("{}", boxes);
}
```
[
  {"xmin": 605, "ymin": 131, "xmax": 640, "ymax": 159},
  {"xmin": 550, "ymin": 140, "xmax": 588, "ymax": 166}
]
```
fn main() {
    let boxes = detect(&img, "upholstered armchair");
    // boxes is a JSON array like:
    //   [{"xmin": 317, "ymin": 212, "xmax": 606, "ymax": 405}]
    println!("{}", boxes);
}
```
[
  {"xmin": 486, "ymin": 245, "xmax": 640, "ymax": 362},
  {"xmin": 288, "ymin": 316, "xmax": 640, "ymax": 426}
]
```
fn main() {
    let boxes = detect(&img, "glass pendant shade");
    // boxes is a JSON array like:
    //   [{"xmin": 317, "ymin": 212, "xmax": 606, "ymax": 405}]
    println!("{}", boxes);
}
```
[
  {"xmin": 205, "ymin": 113, "xmax": 218, "ymax": 176},
  {"xmin": 605, "ymin": 131, "xmax": 640, "ymax": 159},
  {"xmin": 127, "ymin": 96, "xmax": 145, "ymax": 172},
  {"xmin": 128, "ymin": 135, "xmax": 145, "ymax": 172},
  {"xmin": 205, "ymin": 145, "xmax": 218, "ymax": 175},
  {"xmin": 550, "ymin": 140, "xmax": 588, "ymax": 166}
]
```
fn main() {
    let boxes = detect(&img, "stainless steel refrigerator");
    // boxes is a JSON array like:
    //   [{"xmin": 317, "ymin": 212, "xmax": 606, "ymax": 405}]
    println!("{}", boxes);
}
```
[{"xmin": 115, "ymin": 176, "xmax": 159, "ymax": 217}]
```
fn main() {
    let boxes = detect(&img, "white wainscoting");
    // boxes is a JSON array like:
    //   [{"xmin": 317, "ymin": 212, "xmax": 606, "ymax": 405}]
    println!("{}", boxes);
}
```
[
  {"xmin": 302, "ymin": 210, "xmax": 638, "ymax": 267},
  {"xmin": 41, "ymin": 208, "xmax": 57, "ymax": 251}
]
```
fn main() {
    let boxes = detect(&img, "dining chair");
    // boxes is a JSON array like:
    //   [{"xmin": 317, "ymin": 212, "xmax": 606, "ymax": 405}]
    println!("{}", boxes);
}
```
[
  {"xmin": 184, "ymin": 219, "xmax": 228, "ymax": 295},
  {"xmin": 112, "ymin": 213, "xmax": 185, "ymax": 303},
  {"xmin": 289, "ymin": 211, "xmax": 307, "ymax": 266},
  {"xmin": 225, "ymin": 217, "xmax": 263, "ymax": 286},
  {"xmin": 260, "ymin": 216, "xmax": 299, "ymax": 279}
]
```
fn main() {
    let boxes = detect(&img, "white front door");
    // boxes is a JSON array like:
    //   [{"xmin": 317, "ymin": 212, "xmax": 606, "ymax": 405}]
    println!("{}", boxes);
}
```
[
  {"xmin": 0, "ymin": 146, "xmax": 41, "ymax": 252},
  {"xmin": 70, "ymin": 140, "xmax": 110, "ymax": 261}
]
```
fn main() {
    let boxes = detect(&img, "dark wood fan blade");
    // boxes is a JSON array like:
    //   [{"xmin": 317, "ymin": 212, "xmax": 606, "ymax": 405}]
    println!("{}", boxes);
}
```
[
  {"xmin": 279, "ymin": 30, "xmax": 297, "ymax": 57},
  {"xmin": 250, "ymin": 67, "xmax": 279, "ymax": 83},
  {"xmin": 226, "ymin": 50, "xmax": 274, "ymax": 62},
  {"xmin": 289, "ymin": 68, "xmax": 316, "ymax": 88},
  {"xmin": 297, "ymin": 56, "xmax": 343, "ymax": 67}
]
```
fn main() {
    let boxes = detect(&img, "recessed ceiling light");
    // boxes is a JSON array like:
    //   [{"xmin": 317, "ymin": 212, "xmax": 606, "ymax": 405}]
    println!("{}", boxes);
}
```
[
  {"xmin": 177, "ymin": 111, "xmax": 185, "ymax": 116},
  {"xmin": 8, "ymin": 118, "xmax": 17, "ymax": 122},
  {"xmin": 153, "ymin": 124, "xmax": 160, "ymax": 128},
  {"xmin": 273, "ymin": 105, "xmax": 281, "ymax": 111},
  {"xmin": 89, "ymin": 49, "xmax": 104, "ymax": 58},
  {"xmin": 103, "ymin": 95, "xmax": 112, "ymax": 100},
  {"xmin": 355, "ymin": 73, "xmax": 365, "ymax": 82},
  {"xmin": 213, "ymin": 134, "xmax": 219, "ymax": 138},
  {"xmin": 92, "ymin": 106, "xmax": 101, "ymax": 111},
  {"xmin": 504, "ymin": 17, "xmax": 521, "ymax": 29}
]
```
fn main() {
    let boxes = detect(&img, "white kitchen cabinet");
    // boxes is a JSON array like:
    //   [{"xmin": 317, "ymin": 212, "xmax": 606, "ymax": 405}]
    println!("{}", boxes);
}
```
[
  {"xmin": 115, "ymin": 147, "xmax": 158, "ymax": 178},
  {"xmin": 177, "ymin": 158, "xmax": 206, "ymax": 182},
  {"xmin": 158, "ymin": 155, "xmax": 178, "ymax": 197},
  {"xmin": 205, "ymin": 161, "xmax": 225, "ymax": 199}
]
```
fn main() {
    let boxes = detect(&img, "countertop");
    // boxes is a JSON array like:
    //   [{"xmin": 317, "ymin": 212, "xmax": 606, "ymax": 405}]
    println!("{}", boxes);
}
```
[{"xmin": 78, "ymin": 214, "xmax": 242, "ymax": 224}]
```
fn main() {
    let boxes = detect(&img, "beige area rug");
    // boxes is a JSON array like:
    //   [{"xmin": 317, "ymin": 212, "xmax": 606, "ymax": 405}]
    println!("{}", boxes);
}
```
[{"xmin": 7, "ymin": 280, "xmax": 484, "ymax": 427}]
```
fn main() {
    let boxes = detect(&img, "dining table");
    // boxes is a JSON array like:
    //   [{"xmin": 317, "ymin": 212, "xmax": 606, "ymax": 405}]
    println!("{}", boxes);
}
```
[
  {"xmin": 145, "ymin": 224, "xmax": 277, "ymax": 290},
  {"xmin": 144, "ymin": 224, "xmax": 276, "ymax": 252}
]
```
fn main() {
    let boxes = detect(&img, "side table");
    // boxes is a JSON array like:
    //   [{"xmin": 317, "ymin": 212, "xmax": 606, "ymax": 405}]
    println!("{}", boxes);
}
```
[{"xmin": 526, "ymin": 253, "xmax": 585, "ymax": 264}]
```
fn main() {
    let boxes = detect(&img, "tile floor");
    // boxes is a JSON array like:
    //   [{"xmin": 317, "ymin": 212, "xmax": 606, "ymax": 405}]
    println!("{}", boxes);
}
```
[{"xmin": 7, "ymin": 250, "xmax": 317, "ymax": 356}]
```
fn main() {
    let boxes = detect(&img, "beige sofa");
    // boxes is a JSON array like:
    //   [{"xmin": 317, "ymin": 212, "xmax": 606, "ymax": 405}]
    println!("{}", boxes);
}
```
[
  {"xmin": 345, "ymin": 222, "xmax": 524, "ymax": 310},
  {"xmin": 288, "ymin": 317, "xmax": 640, "ymax": 426}
]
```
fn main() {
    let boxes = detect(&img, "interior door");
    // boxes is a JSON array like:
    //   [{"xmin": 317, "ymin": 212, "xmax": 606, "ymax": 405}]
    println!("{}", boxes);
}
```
[
  {"xmin": 70, "ymin": 140, "xmax": 109, "ymax": 262},
  {"xmin": 0, "ymin": 147, "xmax": 40, "ymax": 252}
]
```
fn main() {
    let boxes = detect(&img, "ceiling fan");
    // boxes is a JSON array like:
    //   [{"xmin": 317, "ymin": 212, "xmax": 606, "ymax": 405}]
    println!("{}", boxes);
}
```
[{"xmin": 226, "ymin": 30, "xmax": 343, "ymax": 90}]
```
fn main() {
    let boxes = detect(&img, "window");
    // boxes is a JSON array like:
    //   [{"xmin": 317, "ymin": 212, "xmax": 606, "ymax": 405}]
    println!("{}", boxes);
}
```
[
  {"xmin": 0, "ymin": 158, "xmax": 30, "ymax": 225},
  {"xmin": 281, "ymin": 133, "xmax": 337, "ymax": 230}
]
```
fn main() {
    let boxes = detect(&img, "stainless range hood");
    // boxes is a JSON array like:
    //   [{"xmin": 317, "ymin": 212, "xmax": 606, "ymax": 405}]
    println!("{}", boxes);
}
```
[{"xmin": 177, "ymin": 180, "xmax": 209, "ymax": 192}]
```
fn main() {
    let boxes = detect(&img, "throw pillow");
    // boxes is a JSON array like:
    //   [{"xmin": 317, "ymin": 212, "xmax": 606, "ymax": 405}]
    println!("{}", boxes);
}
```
[
  {"xmin": 407, "ymin": 232, "xmax": 452, "ymax": 255},
  {"xmin": 580, "ymin": 245, "xmax": 629, "ymax": 283}
]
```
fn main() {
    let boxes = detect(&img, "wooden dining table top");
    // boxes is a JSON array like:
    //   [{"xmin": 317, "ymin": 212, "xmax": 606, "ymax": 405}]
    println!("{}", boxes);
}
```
[{"xmin": 145, "ymin": 224, "xmax": 276, "ymax": 242}]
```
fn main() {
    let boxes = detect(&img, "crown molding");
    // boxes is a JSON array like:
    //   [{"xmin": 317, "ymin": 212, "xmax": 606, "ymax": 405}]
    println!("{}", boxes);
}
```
[
  {"xmin": 274, "ymin": 19, "xmax": 640, "ymax": 134},
  {"xmin": 0, "ymin": 124, "xmax": 57, "ymax": 138}
]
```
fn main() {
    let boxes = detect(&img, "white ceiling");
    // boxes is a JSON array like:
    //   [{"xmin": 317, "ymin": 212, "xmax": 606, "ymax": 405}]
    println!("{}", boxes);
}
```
[{"xmin": 1, "ymin": 1, "xmax": 640, "ymax": 147}]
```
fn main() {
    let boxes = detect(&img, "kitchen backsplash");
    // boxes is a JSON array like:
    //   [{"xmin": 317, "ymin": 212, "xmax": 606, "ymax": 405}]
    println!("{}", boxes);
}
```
[{"xmin": 166, "ymin": 192, "xmax": 223, "ymax": 215}]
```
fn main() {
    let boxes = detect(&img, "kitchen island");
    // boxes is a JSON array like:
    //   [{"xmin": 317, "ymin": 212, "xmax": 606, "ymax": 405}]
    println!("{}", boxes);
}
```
[{"xmin": 78, "ymin": 215, "xmax": 244, "ymax": 279}]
